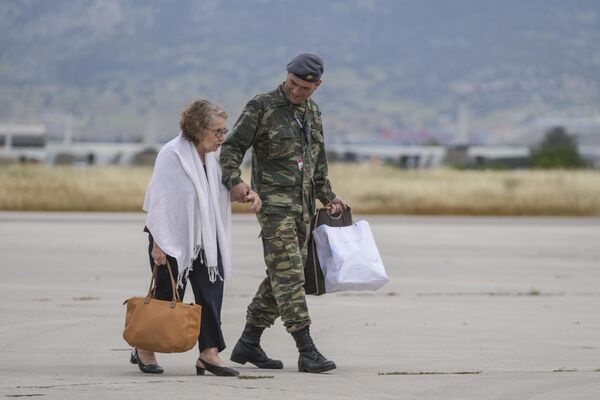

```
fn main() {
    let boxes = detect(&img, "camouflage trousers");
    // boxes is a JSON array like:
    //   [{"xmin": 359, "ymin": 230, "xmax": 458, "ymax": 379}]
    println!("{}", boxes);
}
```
[{"xmin": 246, "ymin": 208, "xmax": 311, "ymax": 333}]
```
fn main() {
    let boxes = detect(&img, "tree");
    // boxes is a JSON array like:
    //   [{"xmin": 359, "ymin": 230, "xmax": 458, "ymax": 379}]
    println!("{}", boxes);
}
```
[{"xmin": 531, "ymin": 126, "xmax": 586, "ymax": 169}]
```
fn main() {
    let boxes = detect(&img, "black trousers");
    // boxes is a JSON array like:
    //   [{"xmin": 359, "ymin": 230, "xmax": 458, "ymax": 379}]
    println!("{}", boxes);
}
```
[{"xmin": 147, "ymin": 232, "xmax": 226, "ymax": 353}]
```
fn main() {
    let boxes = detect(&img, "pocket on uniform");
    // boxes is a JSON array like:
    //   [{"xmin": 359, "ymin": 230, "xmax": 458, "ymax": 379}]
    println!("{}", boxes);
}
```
[
  {"xmin": 260, "ymin": 169, "xmax": 299, "ymax": 188},
  {"xmin": 259, "ymin": 209, "xmax": 290, "ymax": 239},
  {"xmin": 267, "ymin": 127, "xmax": 302, "ymax": 159},
  {"xmin": 269, "ymin": 138, "xmax": 295, "ymax": 158},
  {"xmin": 263, "ymin": 234, "xmax": 304, "ymax": 276}
]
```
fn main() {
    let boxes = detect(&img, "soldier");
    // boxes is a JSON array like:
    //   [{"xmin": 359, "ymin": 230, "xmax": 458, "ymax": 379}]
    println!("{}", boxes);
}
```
[{"xmin": 220, "ymin": 53, "xmax": 347, "ymax": 373}]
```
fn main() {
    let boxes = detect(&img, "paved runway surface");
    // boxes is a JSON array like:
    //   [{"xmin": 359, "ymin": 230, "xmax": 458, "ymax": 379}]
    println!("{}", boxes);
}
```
[{"xmin": 1, "ymin": 212, "xmax": 599, "ymax": 399}]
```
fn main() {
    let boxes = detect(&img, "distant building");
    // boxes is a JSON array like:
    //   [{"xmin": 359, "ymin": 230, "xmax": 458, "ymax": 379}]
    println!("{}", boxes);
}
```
[
  {"xmin": 46, "ymin": 142, "xmax": 159, "ymax": 166},
  {"xmin": 328, "ymin": 142, "xmax": 535, "ymax": 170},
  {"xmin": 327, "ymin": 143, "xmax": 446, "ymax": 168},
  {"xmin": 467, "ymin": 146, "xmax": 531, "ymax": 169},
  {"xmin": 0, "ymin": 123, "xmax": 162, "ymax": 166},
  {"xmin": 0, "ymin": 124, "xmax": 47, "ymax": 163}
]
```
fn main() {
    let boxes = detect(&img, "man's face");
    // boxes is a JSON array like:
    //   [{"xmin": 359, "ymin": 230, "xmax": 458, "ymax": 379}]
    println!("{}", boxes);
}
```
[{"xmin": 283, "ymin": 73, "xmax": 321, "ymax": 104}]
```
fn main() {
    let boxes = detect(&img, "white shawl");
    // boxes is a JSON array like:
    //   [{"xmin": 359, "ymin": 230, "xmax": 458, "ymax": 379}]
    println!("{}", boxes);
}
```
[{"xmin": 143, "ymin": 133, "xmax": 232, "ymax": 287}]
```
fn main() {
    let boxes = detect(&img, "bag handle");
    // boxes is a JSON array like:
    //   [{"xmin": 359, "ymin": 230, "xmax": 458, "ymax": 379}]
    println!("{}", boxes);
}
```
[
  {"xmin": 145, "ymin": 260, "xmax": 180, "ymax": 308},
  {"xmin": 309, "ymin": 208, "xmax": 323, "ymax": 232},
  {"xmin": 327, "ymin": 206, "xmax": 353, "ymax": 225},
  {"xmin": 328, "ymin": 209, "xmax": 342, "ymax": 220},
  {"xmin": 311, "ymin": 206, "xmax": 353, "ymax": 228}
]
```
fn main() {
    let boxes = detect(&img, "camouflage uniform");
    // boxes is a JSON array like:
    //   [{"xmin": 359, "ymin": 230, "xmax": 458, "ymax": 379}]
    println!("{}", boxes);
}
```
[{"xmin": 220, "ymin": 84, "xmax": 336, "ymax": 333}]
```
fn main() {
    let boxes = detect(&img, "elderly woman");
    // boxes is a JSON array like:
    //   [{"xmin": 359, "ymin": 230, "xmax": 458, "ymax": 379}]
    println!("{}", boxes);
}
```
[{"xmin": 131, "ymin": 99, "xmax": 261, "ymax": 376}]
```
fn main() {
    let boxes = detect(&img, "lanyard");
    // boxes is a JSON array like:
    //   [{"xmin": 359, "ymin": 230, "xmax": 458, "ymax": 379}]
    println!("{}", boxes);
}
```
[{"xmin": 294, "ymin": 116, "xmax": 310, "ymax": 148}]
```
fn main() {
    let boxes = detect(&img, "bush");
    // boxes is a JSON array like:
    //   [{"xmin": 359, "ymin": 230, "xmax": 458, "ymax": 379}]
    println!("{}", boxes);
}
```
[{"xmin": 531, "ymin": 126, "xmax": 586, "ymax": 169}]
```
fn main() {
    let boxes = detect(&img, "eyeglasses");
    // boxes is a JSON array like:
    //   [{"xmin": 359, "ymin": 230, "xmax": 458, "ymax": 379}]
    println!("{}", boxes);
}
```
[{"xmin": 207, "ymin": 127, "xmax": 229, "ymax": 137}]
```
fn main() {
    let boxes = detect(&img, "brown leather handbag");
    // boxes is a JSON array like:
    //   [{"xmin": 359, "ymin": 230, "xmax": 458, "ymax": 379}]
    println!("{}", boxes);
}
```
[
  {"xmin": 304, "ymin": 207, "xmax": 353, "ymax": 295},
  {"xmin": 123, "ymin": 261, "xmax": 201, "ymax": 353}
]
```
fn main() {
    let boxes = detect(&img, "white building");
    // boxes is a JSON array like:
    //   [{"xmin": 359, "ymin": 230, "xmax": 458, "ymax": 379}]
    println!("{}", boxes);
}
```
[
  {"xmin": 326, "ymin": 143, "xmax": 446, "ymax": 168},
  {"xmin": 0, "ymin": 124, "xmax": 48, "ymax": 163}
]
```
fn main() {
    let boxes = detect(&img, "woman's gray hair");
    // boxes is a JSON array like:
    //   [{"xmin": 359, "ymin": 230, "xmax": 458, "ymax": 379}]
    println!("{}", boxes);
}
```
[{"xmin": 179, "ymin": 99, "xmax": 227, "ymax": 144}]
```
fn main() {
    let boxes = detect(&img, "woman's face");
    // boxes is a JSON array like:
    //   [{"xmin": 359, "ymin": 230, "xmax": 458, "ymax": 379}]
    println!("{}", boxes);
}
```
[{"xmin": 199, "ymin": 116, "xmax": 227, "ymax": 153}]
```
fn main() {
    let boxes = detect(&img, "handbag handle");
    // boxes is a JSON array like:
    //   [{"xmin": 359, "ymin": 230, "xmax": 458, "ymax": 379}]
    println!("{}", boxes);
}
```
[
  {"xmin": 311, "ymin": 206, "xmax": 353, "ymax": 229},
  {"xmin": 309, "ymin": 208, "xmax": 322, "ymax": 232},
  {"xmin": 327, "ymin": 206, "xmax": 353, "ymax": 225},
  {"xmin": 145, "ymin": 260, "xmax": 181, "ymax": 308},
  {"xmin": 328, "ymin": 209, "xmax": 343, "ymax": 220}
]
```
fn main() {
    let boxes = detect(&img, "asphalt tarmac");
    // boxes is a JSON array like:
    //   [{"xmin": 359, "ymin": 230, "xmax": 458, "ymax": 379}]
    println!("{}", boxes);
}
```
[{"xmin": 1, "ymin": 212, "xmax": 599, "ymax": 399}]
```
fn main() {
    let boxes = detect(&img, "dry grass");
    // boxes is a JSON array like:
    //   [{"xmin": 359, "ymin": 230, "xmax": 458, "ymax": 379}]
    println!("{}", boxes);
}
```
[
  {"xmin": 378, "ymin": 370, "xmax": 482, "ymax": 375},
  {"xmin": 327, "ymin": 164, "xmax": 600, "ymax": 216},
  {"xmin": 1, "ymin": 164, "xmax": 600, "ymax": 215},
  {"xmin": 0, "ymin": 165, "xmax": 151, "ymax": 211}
]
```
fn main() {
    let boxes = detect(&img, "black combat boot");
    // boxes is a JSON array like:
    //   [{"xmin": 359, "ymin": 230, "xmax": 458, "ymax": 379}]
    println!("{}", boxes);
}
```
[
  {"xmin": 230, "ymin": 323, "xmax": 283, "ymax": 369},
  {"xmin": 291, "ymin": 326, "xmax": 336, "ymax": 373}
]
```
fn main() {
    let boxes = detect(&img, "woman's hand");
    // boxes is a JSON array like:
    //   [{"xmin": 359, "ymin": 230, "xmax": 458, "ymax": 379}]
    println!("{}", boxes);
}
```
[
  {"xmin": 230, "ymin": 182, "xmax": 252, "ymax": 202},
  {"xmin": 245, "ymin": 190, "xmax": 262, "ymax": 213},
  {"xmin": 151, "ymin": 242, "xmax": 168, "ymax": 265}
]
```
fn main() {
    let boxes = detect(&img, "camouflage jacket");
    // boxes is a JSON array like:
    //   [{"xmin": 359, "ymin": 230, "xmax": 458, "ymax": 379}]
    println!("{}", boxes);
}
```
[{"xmin": 220, "ymin": 84, "xmax": 336, "ymax": 218}]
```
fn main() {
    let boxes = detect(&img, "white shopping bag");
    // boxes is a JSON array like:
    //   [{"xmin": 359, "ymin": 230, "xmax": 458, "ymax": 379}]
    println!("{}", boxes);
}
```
[{"xmin": 312, "ymin": 220, "xmax": 388, "ymax": 292}]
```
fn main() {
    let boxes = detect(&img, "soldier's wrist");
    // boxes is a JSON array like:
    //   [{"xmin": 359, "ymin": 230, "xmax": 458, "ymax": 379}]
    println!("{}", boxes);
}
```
[
  {"xmin": 320, "ymin": 191, "xmax": 337, "ymax": 205},
  {"xmin": 227, "ymin": 176, "xmax": 243, "ymax": 190}
]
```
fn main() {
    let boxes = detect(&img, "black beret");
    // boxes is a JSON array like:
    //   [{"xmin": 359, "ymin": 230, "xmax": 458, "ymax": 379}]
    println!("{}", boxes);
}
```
[{"xmin": 286, "ymin": 53, "xmax": 324, "ymax": 82}]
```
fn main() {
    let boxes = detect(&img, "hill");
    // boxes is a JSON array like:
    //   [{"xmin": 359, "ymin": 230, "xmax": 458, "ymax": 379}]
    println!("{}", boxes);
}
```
[{"xmin": 2, "ymin": 0, "xmax": 600, "ymax": 144}]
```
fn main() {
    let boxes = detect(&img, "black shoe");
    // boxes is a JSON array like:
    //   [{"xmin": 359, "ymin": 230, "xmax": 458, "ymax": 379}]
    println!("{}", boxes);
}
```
[
  {"xmin": 230, "ymin": 323, "xmax": 283, "ymax": 369},
  {"xmin": 198, "ymin": 358, "xmax": 239, "ymax": 377},
  {"xmin": 132, "ymin": 349, "xmax": 164, "ymax": 374},
  {"xmin": 291, "ymin": 326, "xmax": 336, "ymax": 373}
]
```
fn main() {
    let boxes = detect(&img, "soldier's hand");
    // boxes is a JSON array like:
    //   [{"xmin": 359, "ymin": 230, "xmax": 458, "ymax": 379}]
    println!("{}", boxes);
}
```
[
  {"xmin": 230, "ymin": 182, "xmax": 252, "ymax": 203},
  {"xmin": 326, "ymin": 196, "xmax": 348, "ymax": 215},
  {"xmin": 245, "ymin": 190, "xmax": 262, "ymax": 213}
]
